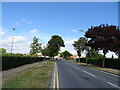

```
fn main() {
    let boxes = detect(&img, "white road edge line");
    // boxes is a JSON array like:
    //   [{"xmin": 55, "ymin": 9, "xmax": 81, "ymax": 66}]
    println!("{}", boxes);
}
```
[
  {"xmin": 107, "ymin": 82, "xmax": 120, "ymax": 89},
  {"xmin": 90, "ymin": 68, "xmax": 120, "ymax": 77},
  {"xmin": 53, "ymin": 63, "xmax": 55, "ymax": 88},
  {"xmin": 73, "ymin": 66, "xmax": 79, "ymax": 69},
  {"xmin": 56, "ymin": 62, "xmax": 59, "ymax": 89},
  {"xmin": 82, "ymin": 70, "xmax": 96, "ymax": 77}
]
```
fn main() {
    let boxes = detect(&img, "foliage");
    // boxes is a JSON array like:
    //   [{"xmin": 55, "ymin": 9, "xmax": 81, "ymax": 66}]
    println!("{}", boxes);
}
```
[
  {"xmin": 29, "ymin": 37, "xmax": 42, "ymax": 55},
  {"xmin": 41, "ymin": 46, "xmax": 50, "ymax": 56},
  {"xmin": 2, "ymin": 56, "xmax": 45, "ymax": 70},
  {"xmin": 60, "ymin": 50, "xmax": 72, "ymax": 59},
  {"xmin": 73, "ymin": 37, "xmax": 87, "ymax": 57},
  {"xmin": 76, "ymin": 58, "xmax": 120, "ymax": 69},
  {"xmin": 85, "ymin": 24, "xmax": 120, "ymax": 67},
  {"xmin": 86, "ymin": 48, "xmax": 103, "ymax": 58},
  {"xmin": 2, "ymin": 53, "xmax": 24, "ymax": 57},
  {"xmin": 0, "ymin": 48, "xmax": 6, "ymax": 53},
  {"xmin": 47, "ymin": 35, "xmax": 65, "ymax": 58}
]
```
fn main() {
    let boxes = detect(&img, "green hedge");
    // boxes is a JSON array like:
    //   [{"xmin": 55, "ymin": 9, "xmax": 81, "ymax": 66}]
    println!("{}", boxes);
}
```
[
  {"xmin": 76, "ymin": 58, "xmax": 120, "ymax": 70},
  {"xmin": 2, "ymin": 56, "xmax": 45, "ymax": 70}
]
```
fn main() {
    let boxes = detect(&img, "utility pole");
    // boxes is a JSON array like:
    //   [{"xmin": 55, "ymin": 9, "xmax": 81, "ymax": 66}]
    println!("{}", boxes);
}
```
[{"xmin": 11, "ymin": 28, "xmax": 15, "ymax": 53}]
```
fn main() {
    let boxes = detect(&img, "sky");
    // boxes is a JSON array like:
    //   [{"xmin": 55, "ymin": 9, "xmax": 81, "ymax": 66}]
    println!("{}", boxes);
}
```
[{"xmin": 1, "ymin": 2, "xmax": 119, "ymax": 58}]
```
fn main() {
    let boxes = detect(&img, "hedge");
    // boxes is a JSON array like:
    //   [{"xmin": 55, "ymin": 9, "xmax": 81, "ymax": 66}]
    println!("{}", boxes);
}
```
[
  {"xmin": 76, "ymin": 58, "xmax": 120, "ymax": 70},
  {"xmin": 2, "ymin": 56, "xmax": 46, "ymax": 70}
]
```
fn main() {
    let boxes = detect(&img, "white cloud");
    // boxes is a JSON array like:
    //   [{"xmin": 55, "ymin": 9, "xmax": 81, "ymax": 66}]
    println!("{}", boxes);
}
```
[
  {"xmin": 16, "ymin": 22, "xmax": 20, "ymax": 26},
  {"xmin": 71, "ymin": 29, "xmax": 78, "ymax": 33},
  {"xmin": 29, "ymin": 28, "xmax": 38, "ymax": 33},
  {"xmin": 22, "ymin": 18, "xmax": 32, "ymax": 24},
  {"xmin": 1, "ymin": 35, "xmax": 30, "ymax": 53},
  {"xmin": 60, "ymin": 38, "xmax": 78, "ymax": 55},
  {"xmin": 0, "ymin": 27, "xmax": 5, "ymax": 35},
  {"xmin": 99, "ymin": 50, "xmax": 118, "ymax": 58},
  {"xmin": 65, "ymin": 38, "xmax": 78, "ymax": 44},
  {"xmin": 60, "ymin": 44, "xmax": 77, "ymax": 55}
]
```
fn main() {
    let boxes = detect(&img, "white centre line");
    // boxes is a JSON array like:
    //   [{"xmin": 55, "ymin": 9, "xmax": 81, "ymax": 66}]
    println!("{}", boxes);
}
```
[
  {"xmin": 73, "ymin": 66, "xmax": 79, "ymax": 69},
  {"xmin": 107, "ymin": 82, "xmax": 120, "ymax": 89},
  {"xmin": 82, "ymin": 70, "xmax": 96, "ymax": 77}
]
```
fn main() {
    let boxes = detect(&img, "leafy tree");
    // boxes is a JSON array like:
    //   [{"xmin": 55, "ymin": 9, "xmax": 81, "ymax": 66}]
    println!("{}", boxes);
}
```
[
  {"xmin": 0, "ymin": 48, "xmax": 6, "ymax": 53},
  {"xmin": 41, "ymin": 46, "xmax": 50, "ymax": 57},
  {"xmin": 73, "ymin": 37, "xmax": 87, "ymax": 62},
  {"xmin": 85, "ymin": 24, "xmax": 120, "ymax": 67},
  {"xmin": 60, "ymin": 50, "xmax": 72, "ymax": 59},
  {"xmin": 85, "ymin": 48, "xmax": 103, "ymax": 58},
  {"xmin": 29, "ymin": 37, "xmax": 42, "ymax": 56},
  {"xmin": 48, "ymin": 35, "xmax": 65, "ymax": 58}
]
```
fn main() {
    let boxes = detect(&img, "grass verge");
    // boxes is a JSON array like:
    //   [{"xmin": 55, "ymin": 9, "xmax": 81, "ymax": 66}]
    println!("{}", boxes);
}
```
[{"xmin": 2, "ymin": 60, "xmax": 54, "ymax": 88}]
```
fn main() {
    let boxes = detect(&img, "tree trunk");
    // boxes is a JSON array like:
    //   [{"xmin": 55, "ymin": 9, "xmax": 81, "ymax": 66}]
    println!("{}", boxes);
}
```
[
  {"xmin": 79, "ymin": 57, "xmax": 80, "ymax": 63},
  {"xmin": 43, "ymin": 55, "xmax": 45, "ymax": 67},
  {"xmin": 86, "ymin": 58, "xmax": 88, "ymax": 65},
  {"xmin": 118, "ymin": 54, "xmax": 120, "ymax": 59},
  {"xmin": 102, "ymin": 53, "xmax": 106, "ymax": 68}
]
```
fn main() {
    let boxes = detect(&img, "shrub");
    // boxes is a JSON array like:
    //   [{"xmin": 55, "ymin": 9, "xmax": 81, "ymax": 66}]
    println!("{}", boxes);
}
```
[
  {"xmin": 76, "ymin": 58, "xmax": 120, "ymax": 69},
  {"xmin": 2, "ymin": 56, "xmax": 45, "ymax": 70}
]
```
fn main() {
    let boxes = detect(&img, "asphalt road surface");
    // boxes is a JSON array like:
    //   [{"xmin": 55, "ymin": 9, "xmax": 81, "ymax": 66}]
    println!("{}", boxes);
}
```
[{"xmin": 56, "ymin": 60, "xmax": 120, "ymax": 89}]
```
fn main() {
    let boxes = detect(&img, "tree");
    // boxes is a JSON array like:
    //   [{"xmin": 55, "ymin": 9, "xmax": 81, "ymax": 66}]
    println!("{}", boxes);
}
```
[
  {"xmin": 60, "ymin": 51, "xmax": 72, "ymax": 59},
  {"xmin": 85, "ymin": 48, "xmax": 103, "ymax": 58},
  {"xmin": 48, "ymin": 35, "xmax": 65, "ymax": 58},
  {"xmin": 29, "ymin": 37, "xmax": 42, "ymax": 56},
  {"xmin": 85, "ymin": 24, "xmax": 120, "ymax": 67},
  {"xmin": 0, "ymin": 48, "xmax": 6, "ymax": 53},
  {"xmin": 73, "ymin": 37, "xmax": 87, "ymax": 62},
  {"xmin": 41, "ymin": 46, "xmax": 50, "ymax": 57}
]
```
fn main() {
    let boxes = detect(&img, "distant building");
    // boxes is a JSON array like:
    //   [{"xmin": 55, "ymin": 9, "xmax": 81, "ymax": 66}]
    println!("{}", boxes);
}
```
[{"xmin": 70, "ymin": 55, "xmax": 78, "ymax": 59}]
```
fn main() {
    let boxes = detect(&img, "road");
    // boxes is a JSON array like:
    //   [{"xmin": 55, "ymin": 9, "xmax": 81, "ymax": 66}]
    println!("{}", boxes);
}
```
[{"xmin": 56, "ymin": 60, "xmax": 120, "ymax": 89}]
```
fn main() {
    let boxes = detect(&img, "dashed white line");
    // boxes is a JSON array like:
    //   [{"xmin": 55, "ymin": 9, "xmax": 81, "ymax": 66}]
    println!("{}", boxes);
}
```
[
  {"xmin": 73, "ymin": 66, "xmax": 79, "ymax": 69},
  {"xmin": 82, "ymin": 70, "xmax": 96, "ymax": 77},
  {"xmin": 107, "ymin": 82, "xmax": 120, "ymax": 89}
]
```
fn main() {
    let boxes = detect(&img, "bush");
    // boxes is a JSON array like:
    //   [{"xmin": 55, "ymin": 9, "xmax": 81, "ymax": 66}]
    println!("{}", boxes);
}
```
[
  {"xmin": 1, "ymin": 53, "xmax": 24, "ymax": 57},
  {"xmin": 2, "ymin": 56, "xmax": 44, "ymax": 70},
  {"xmin": 76, "ymin": 58, "xmax": 120, "ymax": 70}
]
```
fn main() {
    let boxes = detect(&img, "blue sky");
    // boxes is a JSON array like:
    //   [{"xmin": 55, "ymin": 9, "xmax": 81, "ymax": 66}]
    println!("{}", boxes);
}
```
[{"xmin": 1, "ymin": 2, "xmax": 118, "ymax": 57}]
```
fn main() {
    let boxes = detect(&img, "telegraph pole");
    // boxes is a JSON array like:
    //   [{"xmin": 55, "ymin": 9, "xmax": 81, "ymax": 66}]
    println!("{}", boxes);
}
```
[{"xmin": 11, "ymin": 28, "xmax": 15, "ymax": 53}]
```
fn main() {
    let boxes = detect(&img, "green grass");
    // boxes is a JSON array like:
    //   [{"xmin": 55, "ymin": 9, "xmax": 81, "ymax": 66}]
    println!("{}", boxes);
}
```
[{"xmin": 2, "ymin": 60, "xmax": 54, "ymax": 88}]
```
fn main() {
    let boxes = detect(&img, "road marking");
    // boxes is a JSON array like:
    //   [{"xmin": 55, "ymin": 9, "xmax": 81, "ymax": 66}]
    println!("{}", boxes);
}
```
[
  {"xmin": 53, "ymin": 64, "xmax": 55, "ymax": 88},
  {"xmin": 56, "ymin": 62, "xmax": 59, "ymax": 89},
  {"xmin": 82, "ymin": 70, "xmax": 96, "ymax": 77},
  {"xmin": 107, "ymin": 82, "xmax": 120, "ymax": 89},
  {"xmin": 73, "ymin": 66, "xmax": 79, "ymax": 69},
  {"xmin": 90, "ymin": 68, "xmax": 120, "ymax": 77}
]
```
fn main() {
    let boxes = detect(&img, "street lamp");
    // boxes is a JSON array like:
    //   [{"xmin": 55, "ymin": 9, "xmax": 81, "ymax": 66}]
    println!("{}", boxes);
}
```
[{"xmin": 11, "ymin": 28, "xmax": 15, "ymax": 53}]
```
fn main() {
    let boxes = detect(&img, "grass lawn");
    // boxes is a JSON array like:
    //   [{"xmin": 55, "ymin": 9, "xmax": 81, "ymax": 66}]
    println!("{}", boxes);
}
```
[{"xmin": 2, "ymin": 60, "xmax": 54, "ymax": 88}]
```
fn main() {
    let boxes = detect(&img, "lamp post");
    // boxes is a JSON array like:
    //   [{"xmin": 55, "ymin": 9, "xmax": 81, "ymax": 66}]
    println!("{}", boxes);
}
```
[
  {"xmin": 11, "ymin": 28, "xmax": 15, "ymax": 53},
  {"xmin": 79, "ymin": 29, "xmax": 89, "ymax": 65}
]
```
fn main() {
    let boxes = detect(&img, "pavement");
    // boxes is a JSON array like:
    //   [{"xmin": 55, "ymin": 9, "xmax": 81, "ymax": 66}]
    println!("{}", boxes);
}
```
[{"xmin": 56, "ymin": 60, "xmax": 120, "ymax": 89}]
